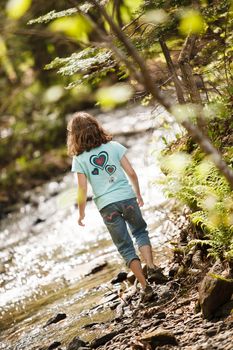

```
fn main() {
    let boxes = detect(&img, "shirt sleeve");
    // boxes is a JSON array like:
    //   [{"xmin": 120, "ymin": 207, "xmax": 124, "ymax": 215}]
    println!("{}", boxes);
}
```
[
  {"xmin": 114, "ymin": 141, "xmax": 127, "ymax": 160},
  {"xmin": 71, "ymin": 156, "xmax": 85, "ymax": 173}
]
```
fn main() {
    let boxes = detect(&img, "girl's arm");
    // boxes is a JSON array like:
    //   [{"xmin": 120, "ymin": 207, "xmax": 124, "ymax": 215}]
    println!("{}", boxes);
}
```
[
  {"xmin": 120, "ymin": 155, "xmax": 144, "ymax": 207},
  {"xmin": 77, "ymin": 173, "xmax": 87, "ymax": 226}
]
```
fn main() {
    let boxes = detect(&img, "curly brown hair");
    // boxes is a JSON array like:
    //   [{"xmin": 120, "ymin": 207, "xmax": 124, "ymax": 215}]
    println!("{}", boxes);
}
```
[{"xmin": 67, "ymin": 112, "xmax": 112, "ymax": 156}]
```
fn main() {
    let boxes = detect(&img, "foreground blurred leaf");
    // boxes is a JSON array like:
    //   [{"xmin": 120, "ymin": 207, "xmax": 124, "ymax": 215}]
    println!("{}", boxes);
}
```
[
  {"xmin": 43, "ymin": 85, "xmax": 64, "ymax": 103},
  {"xmin": 161, "ymin": 152, "xmax": 192, "ymax": 174},
  {"xmin": 95, "ymin": 83, "xmax": 133, "ymax": 110},
  {"xmin": 49, "ymin": 15, "xmax": 92, "ymax": 42},
  {"xmin": 179, "ymin": 9, "xmax": 205, "ymax": 35},
  {"xmin": 171, "ymin": 103, "xmax": 200, "ymax": 123},
  {"xmin": 144, "ymin": 9, "xmax": 169, "ymax": 25},
  {"xmin": 6, "ymin": 0, "xmax": 31, "ymax": 19}
]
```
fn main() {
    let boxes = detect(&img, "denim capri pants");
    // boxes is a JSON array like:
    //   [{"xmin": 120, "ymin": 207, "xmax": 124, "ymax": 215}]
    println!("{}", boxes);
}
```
[{"xmin": 100, "ymin": 197, "xmax": 151, "ymax": 267}]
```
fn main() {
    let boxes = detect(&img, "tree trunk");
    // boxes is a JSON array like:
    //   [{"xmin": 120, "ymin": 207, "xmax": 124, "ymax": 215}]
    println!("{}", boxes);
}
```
[
  {"xmin": 159, "ymin": 38, "xmax": 185, "ymax": 104},
  {"xmin": 178, "ymin": 35, "xmax": 206, "ymax": 130}
]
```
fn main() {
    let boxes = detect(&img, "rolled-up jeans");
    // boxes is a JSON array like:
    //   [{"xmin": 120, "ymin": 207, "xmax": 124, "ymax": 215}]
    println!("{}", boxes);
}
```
[{"xmin": 100, "ymin": 197, "xmax": 151, "ymax": 267}]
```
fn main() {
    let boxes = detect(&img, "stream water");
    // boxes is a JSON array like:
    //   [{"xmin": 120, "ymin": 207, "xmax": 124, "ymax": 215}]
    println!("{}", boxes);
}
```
[{"xmin": 0, "ymin": 104, "xmax": 183, "ymax": 350}]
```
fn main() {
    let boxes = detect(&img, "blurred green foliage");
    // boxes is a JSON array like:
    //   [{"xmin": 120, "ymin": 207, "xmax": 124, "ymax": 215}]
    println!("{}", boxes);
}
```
[
  {"xmin": 161, "ymin": 144, "xmax": 233, "ymax": 261},
  {"xmin": 0, "ymin": 0, "xmax": 92, "ymax": 212}
]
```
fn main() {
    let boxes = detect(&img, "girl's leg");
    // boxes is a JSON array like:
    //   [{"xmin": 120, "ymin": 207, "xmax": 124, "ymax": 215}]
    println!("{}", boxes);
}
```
[
  {"xmin": 100, "ymin": 203, "xmax": 147, "ymax": 289},
  {"xmin": 139, "ymin": 244, "xmax": 155, "ymax": 269},
  {"xmin": 123, "ymin": 199, "xmax": 167, "ymax": 280},
  {"xmin": 122, "ymin": 199, "xmax": 152, "ymax": 258},
  {"xmin": 129, "ymin": 258, "xmax": 147, "ymax": 289}
]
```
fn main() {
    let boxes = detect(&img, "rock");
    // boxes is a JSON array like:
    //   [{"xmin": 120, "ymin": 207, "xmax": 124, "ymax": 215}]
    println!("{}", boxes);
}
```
[
  {"xmin": 109, "ymin": 300, "xmax": 121, "ymax": 310},
  {"xmin": 140, "ymin": 328, "xmax": 178, "ymax": 348},
  {"xmin": 85, "ymin": 262, "xmax": 108, "ymax": 276},
  {"xmin": 0, "ymin": 262, "xmax": 6, "ymax": 274},
  {"xmin": 203, "ymin": 321, "xmax": 214, "ymax": 329},
  {"xmin": 147, "ymin": 267, "xmax": 168, "ymax": 284},
  {"xmin": 47, "ymin": 342, "xmax": 61, "ymax": 350},
  {"xmin": 67, "ymin": 336, "xmax": 87, "ymax": 350},
  {"xmin": 168, "ymin": 263, "xmax": 179, "ymax": 278},
  {"xmin": 43, "ymin": 313, "xmax": 67, "ymax": 327},
  {"xmin": 198, "ymin": 261, "xmax": 233, "ymax": 319},
  {"xmin": 99, "ymin": 292, "xmax": 118, "ymax": 305},
  {"xmin": 192, "ymin": 250, "xmax": 204, "ymax": 269},
  {"xmin": 156, "ymin": 312, "xmax": 166, "ymax": 319},
  {"xmin": 111, "ymin": 271, "xmax": 128, "ymax": 284},
  {"xmin": 214, "ymin": 300, "xmax": 233, "ymax": 318},
  {"xmin": 142, "ymin": 305, "xmax": 160, "ymax": 319},
  {"xmin": 157, "ymin": 285, "xmax": 173, "ymax": 302},
  {"xmin": 189, "ymin": 268, "xmax": 202, "ymax": 276},
  {"xmin": 82, "ymin": 322, "xmax": 99, "ymax": 329},
  {"xmin": 91, "ymin": 326, "xmax": 127, "ymax": 348},
  {"xmin": 180, "ymin": 227, "xmax": 189, "ymax": 243},
  {"xmin": 123, "ymin": 317, "xmax": 135, "ymax": 325},
  {"xmin": 127, "ymin": 271, "xmax": 135, "ymax": 285},
  {"xmin": 33, "ymin": 217, "xmax": 46, "ymax": 225},
  {"xmin": 205, "ymin": 327, "xmax": 217, "ymax": 336}
]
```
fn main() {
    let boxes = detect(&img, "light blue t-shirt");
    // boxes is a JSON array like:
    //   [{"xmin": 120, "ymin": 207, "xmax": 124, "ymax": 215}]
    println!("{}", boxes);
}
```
[{"xmin": 71, "ymin": 141, "xmax": 136, "ymax": 210}]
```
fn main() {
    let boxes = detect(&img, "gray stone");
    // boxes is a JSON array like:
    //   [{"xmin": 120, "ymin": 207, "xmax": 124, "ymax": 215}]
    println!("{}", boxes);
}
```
[
  {"xmin": 85, "ymin": 262, "xmax": 108, "ymax": 276},
  {"xmin": 67, "ymin": 337, "xmax": 87, "ymax": 350},
  {"xmin": 47, "ymin": 342, "xmax": 61, "ymax": 350},
  {"xmin": 205, "ymin": 327, "xmax": 217, "ymax": 336},
  {"xmin": 168, "ymin": 263, "xmax": 180, "ymax": 278},
  {"xmin": 43, "ymin": 313, "xmax": 67, "ymax": 327},
  {"xmin": 156, "ymin": 312, "xmax": 166, "ymax": 319},
  {"xmin": 111, "ymin": 271, "xmax": 128, "ymax": 284},
  {"xmin": 91, "ymin": 326, "xmax": 127, "ymax": 348}
]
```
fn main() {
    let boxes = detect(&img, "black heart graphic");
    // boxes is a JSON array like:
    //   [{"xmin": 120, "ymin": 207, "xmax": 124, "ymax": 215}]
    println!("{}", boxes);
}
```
[{"xmin": 92, "ymin": 168, "xmax": 99, "ymax": 175}]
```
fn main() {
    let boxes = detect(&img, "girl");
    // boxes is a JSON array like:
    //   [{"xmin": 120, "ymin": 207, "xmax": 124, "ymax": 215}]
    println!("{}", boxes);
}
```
[{"xmin": 67, "ymin": 112, "xmax": 166, "ymax": 302}]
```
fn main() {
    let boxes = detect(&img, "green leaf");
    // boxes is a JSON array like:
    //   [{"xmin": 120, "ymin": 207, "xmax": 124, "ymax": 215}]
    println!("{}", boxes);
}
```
[
  {"xmin": 179, "ymin": 9, "xmax": 205, "ymax": 35},
  {"xmin": 6, "ymin": 0, "xmax": 31, "ymax": 20},
  {"xmin": 49, "ymin": 15, "xmax": 92, "ymax": 42},
  {"xmin": 95, "ymin": 83, "xmax": 133, "ymax": 110}
]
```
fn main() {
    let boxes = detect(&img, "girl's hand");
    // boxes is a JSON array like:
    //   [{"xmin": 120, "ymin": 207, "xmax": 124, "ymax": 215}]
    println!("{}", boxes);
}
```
[
  {"xmin": 78, "ymin": 214, "xmax": 85, "ymax": 226},
  {"xmin": 137, "ymin": 195, "xmax": 144, "ymax": 207}
]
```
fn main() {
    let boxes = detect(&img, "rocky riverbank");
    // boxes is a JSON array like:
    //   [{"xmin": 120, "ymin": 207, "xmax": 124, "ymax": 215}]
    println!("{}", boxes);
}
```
[{"xmin": 39, "ymin": 215, "xmax": 233, "ymax": 350}]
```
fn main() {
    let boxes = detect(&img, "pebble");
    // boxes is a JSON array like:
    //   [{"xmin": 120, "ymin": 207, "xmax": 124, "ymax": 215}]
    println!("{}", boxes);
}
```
[
  {"xmin": 67, "ymin": 336, "xmax": 87, "ymax": 350},
  {"xmin": 43, "ymin": 313, "xmax": 67, "ymax": 328},
  {"xmin": 47, "ymin": 342, "xmax": 61, "ymax": 350},
  {"xmin": 205, "ymin": 327, "xmax": 217, "ymax": 336},
  {"xmin": 156, "ymin": 312, "xmax": 166, "ymax": 319}
]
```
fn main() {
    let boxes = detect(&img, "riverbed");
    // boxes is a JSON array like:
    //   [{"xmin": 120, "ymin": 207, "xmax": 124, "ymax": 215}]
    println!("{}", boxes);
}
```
[{"xmin": 0, "ymin": 104, "xmax": 183, "ymax": 350}]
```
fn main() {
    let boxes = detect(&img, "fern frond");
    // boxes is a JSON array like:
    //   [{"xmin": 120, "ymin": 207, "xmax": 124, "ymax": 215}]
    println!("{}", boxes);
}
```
[
  {"xmin": 28, "ymin": 1, "xmax": 110, "ymax": 25},
  {"xmin": 45, "ymin": 47, "xmax": 116, "ymax": 86}
]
